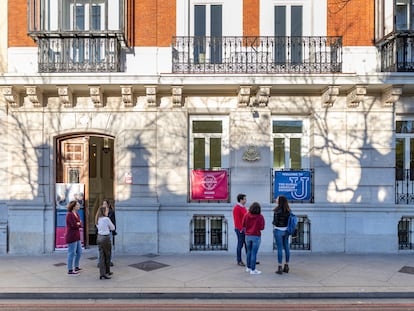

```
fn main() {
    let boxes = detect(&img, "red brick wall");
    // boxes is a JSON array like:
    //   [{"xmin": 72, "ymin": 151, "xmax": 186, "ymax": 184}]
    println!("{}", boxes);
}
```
[
  {"xmin": 8, "ymin": 0, "xmax": 35, "ymax": 47},
  {"xmin": 243, "ymin": 0, "xmax": 260, "ymax": 37},
  {"xmin": 327, "ymin": 0, "xmax": 374, "ymax": 46},
  {"xmin": 134, "ymin": 0, "xmax": 176, "ymax": 47}
]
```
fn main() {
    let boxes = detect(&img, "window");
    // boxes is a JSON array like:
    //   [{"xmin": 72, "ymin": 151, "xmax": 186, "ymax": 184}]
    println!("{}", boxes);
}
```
[
  {"xmin": 193, "ymin": 4, "xmax": 222, "ymax": 63},
  {"xmin": 190, "ymin": 116, "xmax": 229, "ymax": 169},
  {"xmin": 272, "ymin": 118, "xmax": 309, "ymax": 169},
  {"xmin": 62, "ymin": 0, "xmax": 106, "ymax": 31},
  {"xmin": 396, "ymin": 0, "xmax": 414, "ymax": 31},
  {"xmin": 395, "ymin": 120, "xmax": 414, "ymax": 203},
  {"xmin": 398, "ymin": 216, "xmax": 414, "ymax": 249},
  {"xmin": 190, "ymin": 215, "xmax": 228, "ymax": 251},
  {"xmin": 274, "ymin": 5, "xmax": 303, "ymax": 63}
]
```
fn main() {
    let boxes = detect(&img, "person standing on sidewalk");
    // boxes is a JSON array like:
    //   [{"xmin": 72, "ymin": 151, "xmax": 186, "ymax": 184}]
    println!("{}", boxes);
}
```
[
  {"xmin": 66, "ymin": 200, "xmax": 82, "ymax": 276},
  {"xmin": 96, "ymin": 205, "xmax": 115, "ymax": 280},
  {"xmin": 96, "ymin": 199, "xmax": 117, "ymax": 267},
  {"xmin": 272, "ymin": 195, "xmax": 292, "ymax": 275},
  {"xmin": 233, "ymin": 193, "xmax": 247, "ymax": 266},
  {"xmin": 242, "ymin": 202, "xmax": 265, "ymax": 275}
]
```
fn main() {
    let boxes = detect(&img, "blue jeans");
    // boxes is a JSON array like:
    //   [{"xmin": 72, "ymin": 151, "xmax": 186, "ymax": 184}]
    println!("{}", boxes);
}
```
[
  {"xmin": 274, "ymin": 229, "xmax": 290, "ymax": 265},
  {"xmin": 234, "ymin": 229, "xmax": 246, "ymax": 263},
  {"xmin": 67, "ymin": 240, "xmax": 82, "ymax": 271},
  {"xmin": 245, "ymin": 235, "xmax": 261, "ymax": 271}
]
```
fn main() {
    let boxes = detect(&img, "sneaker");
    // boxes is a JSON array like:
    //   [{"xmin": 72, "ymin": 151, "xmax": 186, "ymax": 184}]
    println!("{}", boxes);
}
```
[
  {"xmin": 67, "ymin": 270, "xmax": 79, "ymax": 276},
  {"xmin": 245, "ymin": 267, "xmax": 251, "ymax": 273},
  {"xmin": 74, "ymin": 267, "xmax": 82, "ymax": 272},
  {"xmin": 250, "ymin": 269, "xmax": 262, "ymax": 275}
]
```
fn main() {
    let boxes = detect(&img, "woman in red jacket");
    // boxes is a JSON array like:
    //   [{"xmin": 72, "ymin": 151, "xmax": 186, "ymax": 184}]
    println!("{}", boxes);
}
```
[
  {"xmin": 66, "ymin": 200, "xmax": 82, "ymax": 275},
  {"xmin": 242, "ymin": 202, "xmax": 265, "ymax": 275}
]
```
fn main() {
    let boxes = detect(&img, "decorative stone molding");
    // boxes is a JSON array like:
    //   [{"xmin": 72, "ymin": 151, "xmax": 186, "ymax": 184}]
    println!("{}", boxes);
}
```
[
  {"xmin": 238, "ymin": 85, "xmax": 251, "ymax": 107},
  {"xmin": 382, "ymin": 86, "xmax": 402, "ymax": 107},
  {"xmin": 242, "ymin": 144, "xmax": 261, "ymax": 162},
  {"xmin": 346, "ymin": 85, "xmax": 366, "ymax": 108},
  {"xmin": 321, "ymin": 86, "xmax": 340, "ymax": 107},
  {"xmin": 25, "ymin": 86, "xmax": 43, "ymax": 107},
  {"xmin": 1, "ymin": 86, "xmax": 21, "ymax": 107},
  {"xmin": 57, "ymin": 85, "xmax": 73, "ymax": 107},
  {"xmin": 145, "ymin": 86, "xmax": 157, "ymax": 107},
  {"xmin": 171, "ymin": 86, "xmax": 183, "ymax": 107},
  {"xmin": 89, "ymin": 86, "xmax": 103, "ymax": 108},
  {"xmin": 121, "ymin": 85, "xmax": 134, "ymax": 107},
  {"xmin": 255, "ymin": 86, "xmax": 271, "ymax": 107}
]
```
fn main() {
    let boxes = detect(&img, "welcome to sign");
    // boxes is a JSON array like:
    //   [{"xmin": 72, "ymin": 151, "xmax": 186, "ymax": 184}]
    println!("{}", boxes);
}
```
[{"xmin": 274, "ymin": 170, "xmax": 311, "ymax": 201}]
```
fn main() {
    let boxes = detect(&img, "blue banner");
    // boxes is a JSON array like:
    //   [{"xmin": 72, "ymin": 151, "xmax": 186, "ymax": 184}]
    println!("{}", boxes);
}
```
[{"xmin": 274, "ymin": 170, "xmax": 311, "ymax": 201}]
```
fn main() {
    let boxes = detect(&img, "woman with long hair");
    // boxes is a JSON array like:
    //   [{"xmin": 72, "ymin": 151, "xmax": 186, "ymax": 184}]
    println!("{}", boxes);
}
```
[
  {"xmin": 66, "ymin": 200, "xmax": 82, "ymax": 275},
  {"xmin": 242, "ymin": 202, "xmax": 265, "ymax": 275},
  {"xmin": 272, "ymin": 195, "xmax": 292, "ymax": 274}
]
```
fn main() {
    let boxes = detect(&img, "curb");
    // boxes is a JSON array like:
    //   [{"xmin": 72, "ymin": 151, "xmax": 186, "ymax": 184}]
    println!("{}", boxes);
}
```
[{"xmin": 1, "ymin": 292, "xmax": 414, "ymax": 300}]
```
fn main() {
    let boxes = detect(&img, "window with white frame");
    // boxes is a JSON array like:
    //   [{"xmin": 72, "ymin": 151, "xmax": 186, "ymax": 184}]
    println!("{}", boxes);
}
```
[
  {"xmin": 192, "ymin": 4, "xmax": 222, "ymax": 63},
  {"xmin": 189, "ymin": 116, "xmax": 229, "ymax": 169},
  {"xmin": 396, "ymin": 0, "xmax": 414, "ymax": 30},
  {"xmin": 396, "ymin": 120, "xmax": 414, "ymax": 174},
  {"xmin": 272, "ymin": 118, "xmax": 309, "ymax": 169},
  {"xmin": 62, "ymin": 0, "xmax": 107, "ymax": 63},
  {"xmin": 62, "ymin": 0, "xmax": 107, "ymax": 31},
  {"xmin": 274, "ymin": 4, "xmax": 303, "ymax": 63}
]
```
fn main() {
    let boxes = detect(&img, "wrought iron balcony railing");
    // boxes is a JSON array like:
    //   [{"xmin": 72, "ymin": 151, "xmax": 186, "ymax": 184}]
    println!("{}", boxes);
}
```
[
  {"xmin": 36, "ymin": 32, "xmax": 123, "ymax": 73},
  {"xmin": 396, "ymin": 168, "xmax": 414, "ymax": 204},
  {"xmin": 378, "ymin": 32, "xmax": 414, "ymax": 72},
  {"xmin": 172, "ymin": 36, "xmax": 342, "ymax": 74}
]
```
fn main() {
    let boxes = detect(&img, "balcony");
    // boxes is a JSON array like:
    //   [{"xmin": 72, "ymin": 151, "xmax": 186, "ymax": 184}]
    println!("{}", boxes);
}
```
[
  {"xmin": 172, "ymin": 36, "xmax": 342, "ymax": 74},
  {"xmin": 378, "ymin": 32, "xmax": 414, "ymax": 72},
  {"xmin": 35, "ymin": 32, "xmax": 123, "ymax": 73}
]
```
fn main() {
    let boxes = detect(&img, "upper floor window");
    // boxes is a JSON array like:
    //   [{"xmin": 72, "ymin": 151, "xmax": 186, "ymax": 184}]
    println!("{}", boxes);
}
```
[
  {"xmin": 396, "ymin": 0, "xmax": 414, "ymax": 31},
  {"xmin": 190, "ymin": 116, "xmax": 229, "ymax": 169},
  {"xmin": 274, "ymin": 4, "xmax": 303, "ymax": 63},
  {"xmin": 193, "ymin": 4, "xmax": 222, "ymax": 63},
  {"xmin": 28, "ymin": 0, "xmax": 129, "ymax": 36},
  {"xmin": 272, "ymin": 118, "xmax": 309, "ymax": 169},
  {"xmin": 63, "ymin": 0, "xmax": 106, "ymax": 31}
]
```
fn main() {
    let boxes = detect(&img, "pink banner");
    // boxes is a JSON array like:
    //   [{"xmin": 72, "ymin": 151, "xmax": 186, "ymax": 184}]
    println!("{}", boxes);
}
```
[{"xmin": 191, "ymin": 170, "xmax": 228, "ymax": 200}]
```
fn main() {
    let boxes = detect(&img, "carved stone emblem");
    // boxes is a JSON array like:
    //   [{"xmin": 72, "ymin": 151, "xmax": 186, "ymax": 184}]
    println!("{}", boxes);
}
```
[{"xmin": 242, "ymin": 145, "xmax": 261, "ymax": 162}]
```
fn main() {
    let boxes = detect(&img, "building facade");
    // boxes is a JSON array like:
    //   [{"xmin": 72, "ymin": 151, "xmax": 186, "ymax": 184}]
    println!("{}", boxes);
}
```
[{"xmin": 0, "ymin": 0, "xmax": 413, "ymax": 255}]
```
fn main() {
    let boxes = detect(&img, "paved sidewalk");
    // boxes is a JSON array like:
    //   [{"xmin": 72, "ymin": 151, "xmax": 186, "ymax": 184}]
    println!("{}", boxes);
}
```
[{"xmin": 1, "ymin": 249, "xmax": 414, "ymax": 300}]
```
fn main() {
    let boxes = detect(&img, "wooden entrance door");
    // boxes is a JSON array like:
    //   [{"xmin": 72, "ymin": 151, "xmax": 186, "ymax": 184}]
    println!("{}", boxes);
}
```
[{"xmin": 57, "ymin": 136, "xmax": 90, "ymax": 246}]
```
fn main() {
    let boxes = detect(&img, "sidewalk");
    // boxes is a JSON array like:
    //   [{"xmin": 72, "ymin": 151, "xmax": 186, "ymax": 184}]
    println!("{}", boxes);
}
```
[{"xmin": 1, "ymin": 249, "xmax": 414, "ymax": 300}]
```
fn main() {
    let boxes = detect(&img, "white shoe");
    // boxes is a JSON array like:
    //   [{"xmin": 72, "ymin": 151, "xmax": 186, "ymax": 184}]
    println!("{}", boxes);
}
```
[
  {"xmin": 245, "ymin": 267, "xmax": 251, "ymax": 273},
  {"xmin": 250, "ymin": 269, "xmax": 262, "ymax": 275}
]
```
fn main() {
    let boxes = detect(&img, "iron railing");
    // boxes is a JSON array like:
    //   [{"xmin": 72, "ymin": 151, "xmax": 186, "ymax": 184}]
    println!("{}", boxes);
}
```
[
  {"xmin": 36, "ymin": 32, "xmax": 123, "ymax": 73},
  {"xmin": 190, "ymin": 215, "xmax": 228, "ymax": 251},
  {"xmin": 172, "ymin": 36, "xmax": 342, "ymax": 74},
  {"xmin": 273, "ymin": 215, "xmax": 311, "ymax": 250},
  {"xmin": 395, "ymin": 168, "xmax": 414, "ymax": 204},
  {"xmin": 399, "ymin": 216, "xmax": 414, "ymax": 250},
  {"xmin": 378, "ymin": 32, "xmax": 414, "ymax": 72}
]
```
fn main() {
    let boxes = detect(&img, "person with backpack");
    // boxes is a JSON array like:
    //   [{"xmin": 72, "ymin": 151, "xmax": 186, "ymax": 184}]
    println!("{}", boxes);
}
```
[{"xmin": 272, "ymin": 195, "xmax": 294, "ymax": 275}]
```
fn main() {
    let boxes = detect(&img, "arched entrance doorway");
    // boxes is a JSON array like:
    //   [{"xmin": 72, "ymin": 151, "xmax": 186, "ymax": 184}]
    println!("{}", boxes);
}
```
[{"xmin": 56, "ymin": 134, "xmax": 114, "ymax": 248}]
